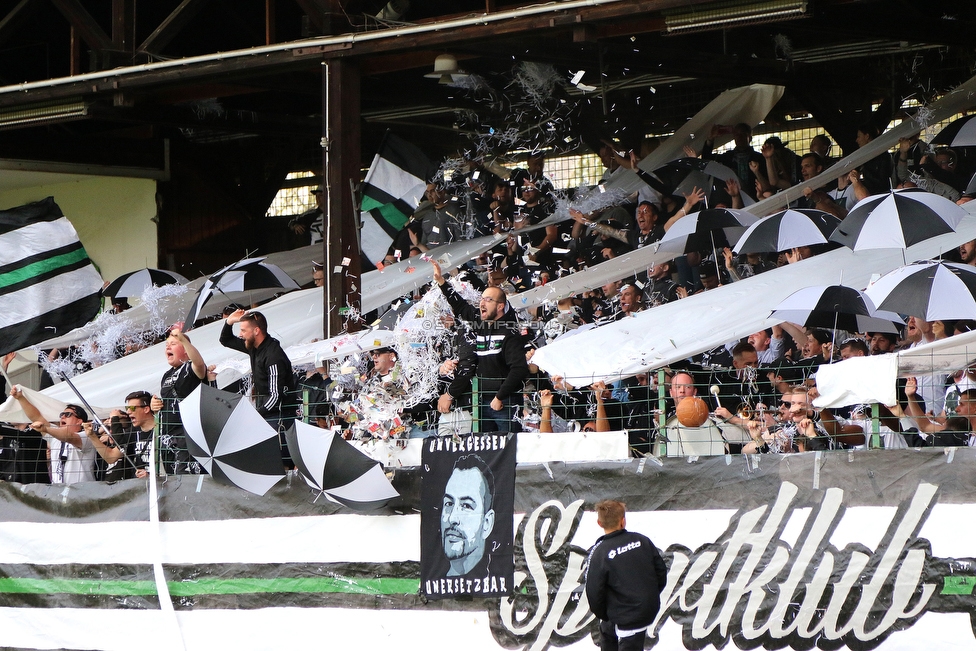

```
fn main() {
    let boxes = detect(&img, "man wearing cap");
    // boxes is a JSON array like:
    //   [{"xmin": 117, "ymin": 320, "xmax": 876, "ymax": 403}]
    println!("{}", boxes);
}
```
[
  {"xmin": 10, "ymin": 387, "xmax": 96, "ymax": 484},
  {"xmin": 288, "ymin": 186, "xmax": 325, "ymax": 244},
  {"xmin": 431, "ymin": 260, "xmax": 528, "ymax": 433},
  {"xmin": 311, "ymin": 262, "xmax": 324, "ymax": 287}
]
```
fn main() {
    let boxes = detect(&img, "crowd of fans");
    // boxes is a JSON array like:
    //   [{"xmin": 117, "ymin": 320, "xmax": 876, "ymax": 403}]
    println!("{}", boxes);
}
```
[{"xmin": 3, "ymin": 121, "xmax": 976, "ymax": 486}]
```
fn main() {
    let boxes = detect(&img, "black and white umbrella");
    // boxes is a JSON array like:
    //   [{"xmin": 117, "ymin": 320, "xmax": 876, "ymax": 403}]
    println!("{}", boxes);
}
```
[
  {"xmin": 771, "ymin": 285, "xmax": 904, "ymax": 334},
  {"xmin": 829, "ymin": 188, "xmax": 966, "ymax": 251},
  {"xmin": 864, "ymin": 260, "xmax": 976, "ymax": 321},
  {"xmin": 734, "ymin": 209, "xmax": 841, "ymax": 254},
  {"xmin": 285, "ymin": 420, "xmax": 399, "ymax": 511},
  {"xmin": 658, "ymin": 207, "xmax": 758, "ymax": 255},
  {"xmin": 178, "ymin": 384, "xmax": 286, "ymax": 495},
  {"xmin": 103, "ymin": 268, "xmax": 188, "ymax": 299},
  {"xmin": 931, "ymin": 114, "xmax": 976, "ymax": 148},
  {"xmin": 184, "ymin": 257, "xmax": 301, "ymax": 327}
]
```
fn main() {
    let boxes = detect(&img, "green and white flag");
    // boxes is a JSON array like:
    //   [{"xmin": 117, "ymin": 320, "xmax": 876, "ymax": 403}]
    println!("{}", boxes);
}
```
[
  {"xmin": 360, "ymin": 132, "xmax": 435, "ymax": 266},
  {"xmin": 0, "ymin": 197, "xmax": 103, "ymax": 355}
]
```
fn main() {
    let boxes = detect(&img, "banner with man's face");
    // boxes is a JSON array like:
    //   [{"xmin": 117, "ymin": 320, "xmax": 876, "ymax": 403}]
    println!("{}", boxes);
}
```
[{"xmin": 420, "ymin": 433, "xmax": 516, "ymax": 600}]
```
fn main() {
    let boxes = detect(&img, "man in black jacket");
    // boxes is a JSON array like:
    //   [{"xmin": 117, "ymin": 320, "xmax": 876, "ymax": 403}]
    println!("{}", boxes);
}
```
[
  {"xmin": 220, "ymin": 309, "xmax": 296, "ymax": 466},
  {"xmin": 431, "ymin": 260, "xmax": 528, "ymax": 433},
  {"xmin": 585, "ymin": 500, "xmax": 668, "ymax": 651}
]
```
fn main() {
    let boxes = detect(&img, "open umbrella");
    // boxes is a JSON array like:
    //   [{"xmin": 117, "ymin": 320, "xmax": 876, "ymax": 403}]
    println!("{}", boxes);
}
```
[
  {"xmin": 184, "ymin": 257, "xmax": 301, "ymax": 327},
  {"xmin": 734, "ymin": 209, "xmax": 841, "ymax": 254},
  {"xmin": 178, "ymin": 384, "xmax": 286, "ymax": 495},
  {"xmin": 285, "ymin": 420, "xmax": 399, "ymax": 511},
  {"xmin": 659, "ymin": 207, "xmax": 757, "ymax": 280},
  {"xmin": 864, "ymin": 260, "xmax": 976, "ymax": 321},
  {"xmin": 103, "ymin": 268, "xmax": 188, "ymax": 299},
  {"xmin": 829, "ymin": 188, "xmax": 966, "ymax": 251},
  {"xmin": 931, "ymin": 114, "xmax": 976, "ymax": 148},
  {"xmin": 771, "ymin": 285, "xmax": 904, "ymax": 334}
]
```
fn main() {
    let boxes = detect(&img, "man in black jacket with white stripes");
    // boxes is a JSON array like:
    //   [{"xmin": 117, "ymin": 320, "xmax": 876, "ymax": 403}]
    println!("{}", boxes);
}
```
[
  {"xmin": 585, "ymin": 500, "xmax": 668, "ymax": 650},
  {"xmin": 220, "ymin": 309, "xmax": 296, "ymax": 466},
  {"xmin": 432, "ymin": 260, "xmax": 528, "ymax": 433}
]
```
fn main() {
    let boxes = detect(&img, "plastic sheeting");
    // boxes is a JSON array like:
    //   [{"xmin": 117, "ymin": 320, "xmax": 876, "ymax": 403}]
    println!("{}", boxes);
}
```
[
  {"xmin": 604, "ymin": 83, "xmax": 785, "ymax": 196},
  {"xmin": 530, "ymin": 207, "xmax": 976, "ymax": 384},
  {"xmin": 816, "ymin": 328, "xmax": 976, "ymax": 408}
]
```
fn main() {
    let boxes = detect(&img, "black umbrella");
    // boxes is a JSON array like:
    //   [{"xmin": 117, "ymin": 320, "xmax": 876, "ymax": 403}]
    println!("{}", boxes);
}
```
[
  {"xmin": 734, "ymin": 209, "xmax": 841, "ymax": 254},
  {"xmin": 931, "ymin": 114, "xmax": 976, "ymax": 148},
  {"xmin": 184, "ymin": 257, "xmax": 301, "ymax": 327},
  {"xmin": 178, "ymin": 384, "xmax": 286, "ymax": 495},
  {"xmin": 829, "ymin": 188, "xmax": 966, "ymax": 251},
  {"xmin": 864, "ymin": 260, "xmax": 976, "ymax": 321},
  {"xmin": 285, "ymin": 420, "xmax": 399, "ymax": 511},
  {"xmin": 103, "ymin": 268, "xmax": 188, "ymax": 299},
  {"xmin": 770, "ymin": 285, "xmax": 904, "ymax": 334}
]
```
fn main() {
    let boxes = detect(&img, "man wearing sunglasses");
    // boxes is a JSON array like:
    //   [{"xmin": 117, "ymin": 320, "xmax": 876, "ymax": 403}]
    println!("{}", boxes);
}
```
[
  {"xmin": 9, "ymin": 387, "xmax": 95, "ymax": 484},
  {"xmin": 85, "ymin": 390, "xmax": 154, "ymax": 481}
]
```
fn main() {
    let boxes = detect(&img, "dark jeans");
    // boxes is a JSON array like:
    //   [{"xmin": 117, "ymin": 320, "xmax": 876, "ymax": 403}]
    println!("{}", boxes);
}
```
[
  {"xmin": 480, "ymin": 398, "xmax": 522, "ymax": 434},
  {"xmin": 599, "ymin": 620, "xmax": 646, "ymax": 651}
]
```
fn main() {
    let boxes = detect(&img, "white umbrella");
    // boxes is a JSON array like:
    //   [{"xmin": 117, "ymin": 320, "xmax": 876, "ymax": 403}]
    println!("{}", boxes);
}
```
[
  {"xmin": 103, "ymin": 268, "xmax": 188, "ymax": 299},
  {"xmin": 285, "ymin": 420, "xmax": 399, "ymax": 510},
  {"xmin": 864, "ymin": 260, "xmax": 976, "ymax": 321},
  {"xmin": 178, "ymin": 384, "xmax": 286, "ymax": 495},
  {"xmin": 184, "ymin": 257, "xmax": 300, "ymax": 327},
  {"xmin": 829, "ymin": 188, "xmax": 966, "ymax": 251}
]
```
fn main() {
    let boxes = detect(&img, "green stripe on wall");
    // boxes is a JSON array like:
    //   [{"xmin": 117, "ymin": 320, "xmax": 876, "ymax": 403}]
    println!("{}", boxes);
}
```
[
  {"xmin": 0, "ymin": 576, "xmax": 420, "ymax": 597},
  {"xmin": 0, "ymin": 248, "xmax": 89, "ymax": 290}
]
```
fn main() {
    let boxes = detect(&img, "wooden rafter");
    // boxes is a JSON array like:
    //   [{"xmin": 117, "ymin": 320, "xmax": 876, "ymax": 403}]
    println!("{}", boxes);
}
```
[
  {"xmin": 0, "ymin": 0, "xmax": 43, "ymax": 49},
  {"xmin": 138, "ymin": 0, "xmax": 213, "ymax": 55},
  {"xmin": 50, "ymin": 0, "xmax": 112, "ymax": 52}
]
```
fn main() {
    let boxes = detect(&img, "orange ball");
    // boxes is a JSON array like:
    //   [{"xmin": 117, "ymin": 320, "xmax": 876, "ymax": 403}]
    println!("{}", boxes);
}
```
[{"xmin": 676, "ymin": 397, "xmax": 709, "ymax": 427}]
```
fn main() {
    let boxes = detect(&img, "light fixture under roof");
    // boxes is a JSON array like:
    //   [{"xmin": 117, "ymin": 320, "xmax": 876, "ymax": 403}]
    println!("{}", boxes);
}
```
[
  {"xmin": 424, "ymin": 54, "xmax": 467, "ymax": 85},
  {"xmin": 665, "ymin": 0, "xmax": 808, "ymax": 34}
]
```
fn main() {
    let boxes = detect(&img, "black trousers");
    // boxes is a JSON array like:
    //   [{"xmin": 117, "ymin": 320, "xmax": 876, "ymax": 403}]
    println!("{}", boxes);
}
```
[{"xmin": 599, "ymin": 620, "xmax": 646, "ymax": 651}]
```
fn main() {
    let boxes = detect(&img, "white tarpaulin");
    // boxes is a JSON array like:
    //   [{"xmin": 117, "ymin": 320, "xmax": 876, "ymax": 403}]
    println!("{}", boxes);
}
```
[
  {"xmin": 0, "ymin": 287, "xmax": 326, "ymax": 413},
  {"xmin": 353, "ymin": 430, "xmax": 629, "ymax": 467},
  {"xmin": 360, "ymin": 233, "xmax": 505, "ymax": 313},
  {"xmin": 530, "ymin": 207, "xmax": 976, "ymax": 385},
  {"xmin": 38, "ymin": 244, "xmax": 322, "ymax": 350},
  {"xmin": 604, "ymin": 84, "xmax": 785, "ymax": 195},
  {"xmin": 511, "ymin": 73, "xmax": 976, "ymax": 311},
  {"xmin": 743, "ymin": 72, "xmax": 976, "ymax": 216},
  {"xmin": 816, "ymin": 328, "xmax": 976, "ymax": 408}
]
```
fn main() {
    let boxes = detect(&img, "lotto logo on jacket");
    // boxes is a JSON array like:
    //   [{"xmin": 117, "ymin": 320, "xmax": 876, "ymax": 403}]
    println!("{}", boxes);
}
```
[{"xmin": 607, "ymin": 539, "xmax": 641, "ymax": 559}]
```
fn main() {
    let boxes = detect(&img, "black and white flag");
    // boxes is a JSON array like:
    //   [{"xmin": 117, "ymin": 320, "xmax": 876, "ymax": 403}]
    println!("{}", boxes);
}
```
[{"xmin": 0, "ymin": 197, "xmax": 102, "ymax": 355}]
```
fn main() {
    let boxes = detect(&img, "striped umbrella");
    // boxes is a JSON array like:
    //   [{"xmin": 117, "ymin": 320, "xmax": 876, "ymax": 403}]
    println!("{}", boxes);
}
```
[
  {"xmin": 103, "ymin": 268, "xmax": 187, "ymax": 299},
  {"xmin": 829, "ymin": 188, "xmax": 966, "ymax": 251},
  {"xmin": 932, "ymin": 114, "xmax": 976, "ymax": 148},
  {"xmin": 285, "ymin": 420, "xmax": 400, "ymax": 511},
  {"xmin": 178, "ymin": 384, "xmax": 286, "ymax": 496},
  {"xmin": 184, "ymin": 257, "xmax": 300, "ymax": 327},
  {"xmin": 864, "ymin": 260, "xmax": 976, "ymax": 321},
  {"xmin": 770, "ymin": 285, "xmax": 904, "ymax": 334},
  {"xmin": 734, "ymin": 208, "xmax": 841, "ymax": 254}
]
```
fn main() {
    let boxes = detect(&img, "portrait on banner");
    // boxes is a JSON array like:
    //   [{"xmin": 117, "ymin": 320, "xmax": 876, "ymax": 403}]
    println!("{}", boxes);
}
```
[{"xmin": 420, "ymin": 433, "xmax": 516, "ymax": 599}]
